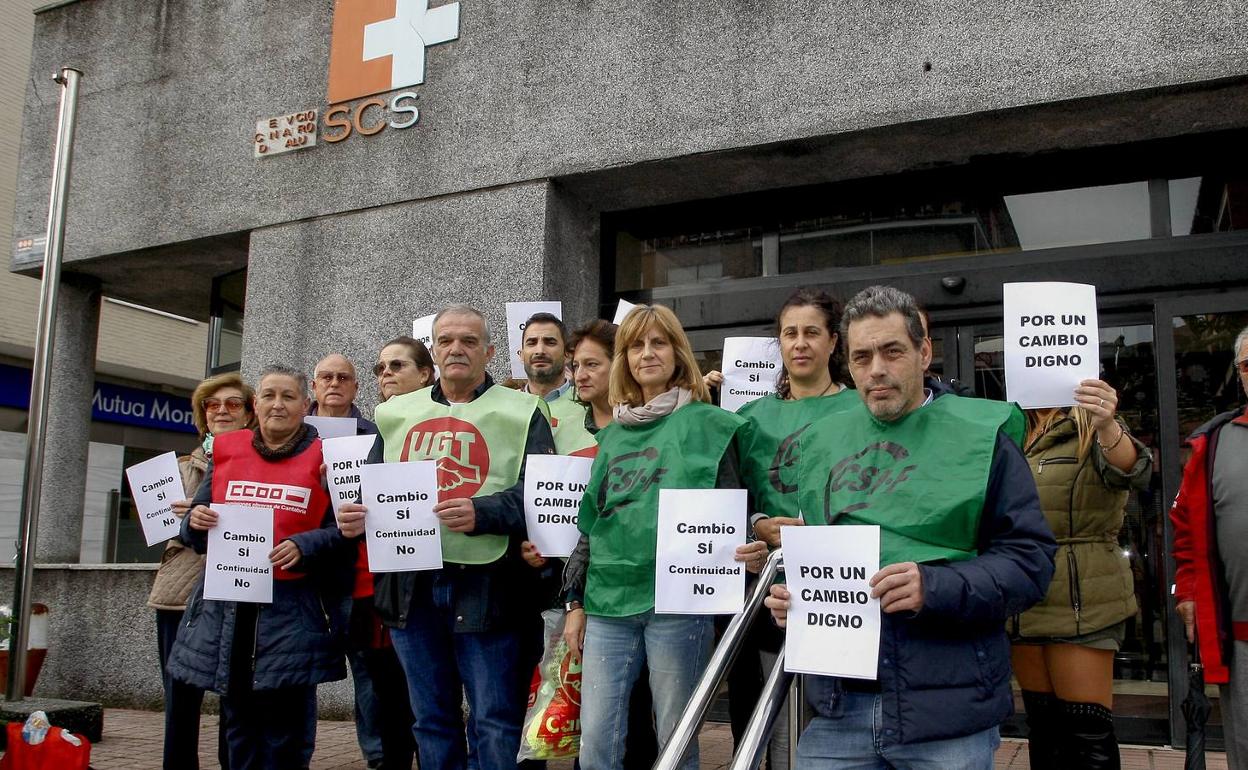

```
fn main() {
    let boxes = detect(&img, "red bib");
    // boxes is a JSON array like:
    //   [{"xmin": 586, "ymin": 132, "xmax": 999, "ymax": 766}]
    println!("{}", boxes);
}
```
[{"xmin": 211, "ymin": 430, "xmax": 329, "ymax": 580}]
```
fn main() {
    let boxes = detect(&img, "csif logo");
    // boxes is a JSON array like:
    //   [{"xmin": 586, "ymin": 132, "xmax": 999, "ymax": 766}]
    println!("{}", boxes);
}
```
[{"xmin": 323, "ymin": 0, "xmax": 461, "ymax": 143}]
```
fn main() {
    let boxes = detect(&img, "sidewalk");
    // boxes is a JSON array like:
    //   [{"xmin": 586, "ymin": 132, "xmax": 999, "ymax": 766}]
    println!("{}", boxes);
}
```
[{"xmin": 63, "ymin": 709, "xmax": 1229, "ymax": 769}]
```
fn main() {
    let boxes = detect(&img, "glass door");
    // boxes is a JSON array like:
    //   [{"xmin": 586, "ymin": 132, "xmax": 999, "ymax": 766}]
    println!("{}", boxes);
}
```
[{"xmin": 1154, "ymin": 292, "xmax": 1248, "ymax": 748}]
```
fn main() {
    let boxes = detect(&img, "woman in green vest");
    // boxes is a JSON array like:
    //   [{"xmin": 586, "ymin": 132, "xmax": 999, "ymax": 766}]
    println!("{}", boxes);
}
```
[
  {"xmin": 733, "ymin": 288, "xmax": 856, "ymax": 769},
  {"xmin": 1011, "ymin": 383, "xmax": 1151, "ymax": 770},
  {"xmin": 577, "ymin": 304, "xmax": 760, "ymax": 770}
]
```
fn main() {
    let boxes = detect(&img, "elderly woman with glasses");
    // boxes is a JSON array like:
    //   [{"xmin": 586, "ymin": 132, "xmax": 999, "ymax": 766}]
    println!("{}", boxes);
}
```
[{"xmin": 147, "ymin": 372, "xmax": 254, "ymax": 770}]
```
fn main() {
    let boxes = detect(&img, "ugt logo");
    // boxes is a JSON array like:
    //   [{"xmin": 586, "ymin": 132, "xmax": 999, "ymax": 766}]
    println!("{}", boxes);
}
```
[
  {"xmin": 401, "ymin": 416, "xmax": 489, "ymax": 497},
  {"xmin": 327, "ymin": 0, "xmax": 461, "ymax": 105}
]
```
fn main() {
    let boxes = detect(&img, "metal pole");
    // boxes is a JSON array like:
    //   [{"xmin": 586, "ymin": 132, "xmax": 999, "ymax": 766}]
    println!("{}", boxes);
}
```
[
  {"xmin": 654, "ymin": 549, "xmax": 784, "ymax": 770},
  {"xmin": 7, "ymin": 67, "xmax": 83, "ymax": 702},
  {"xmin": 787, "ymin": 673, "xmax": 803, "ymax": 768}
]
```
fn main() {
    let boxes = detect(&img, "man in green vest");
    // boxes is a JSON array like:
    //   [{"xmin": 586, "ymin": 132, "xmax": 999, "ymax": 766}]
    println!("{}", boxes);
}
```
[
  {"xmin": 337, "ymin": 303, "xmax": 555, "ymax": 770},
  {"xmin": 517, "ymin": 311, "xmax": 597, "ymax": 454},
  {"xmin": 765, "ymin": 285, "xmax": 1055, "ymax": 768}
]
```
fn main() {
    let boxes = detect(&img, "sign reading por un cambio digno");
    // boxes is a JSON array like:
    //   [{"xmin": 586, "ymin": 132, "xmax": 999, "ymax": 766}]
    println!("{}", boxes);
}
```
[{"xmin": 255, "ymin": 0, "xmax": 461, "ymax": 156}]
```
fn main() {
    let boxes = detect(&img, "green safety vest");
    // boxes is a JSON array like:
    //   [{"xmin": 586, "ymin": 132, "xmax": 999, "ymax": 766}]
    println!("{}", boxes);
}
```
[
  {"xmin": 579, "ymin": 401, "xmax": 744, "ymax": 617},
  {"xmin": 549, "ymin": 387, "xmax": 598, "ymax": 457},
  {"xmin": 737, "ymin": 389, "xmax": 859, "ymax": 520},
  {"xmin": 374, "ymin": 384, "xmax": 543, "ymax": 564},
  {"xmin": 796, "ymin": 395, "xmax": 1024, "ymax": 566}
]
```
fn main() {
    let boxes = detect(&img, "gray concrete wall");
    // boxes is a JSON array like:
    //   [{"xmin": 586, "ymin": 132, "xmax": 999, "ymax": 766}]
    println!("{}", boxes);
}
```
[
  {"xmin": 12, "ymin": 0, "xmax": 1248, "ymax": 269},
  {"xmin": 0, "ymin": 565, "xmax": 355, "ymax": 718},
  {"xmin": 241, "ymin": 179, "xmax": 596, "ymax": 402}
]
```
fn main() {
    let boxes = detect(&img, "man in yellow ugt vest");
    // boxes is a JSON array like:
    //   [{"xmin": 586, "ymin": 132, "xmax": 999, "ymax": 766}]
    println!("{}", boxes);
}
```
[
  {"xmin": 336, "ymin": 304, "xmax": 555, "ymax": 770},
  {"xmin": 765, "ymin": 285, "xmax": 1056, "ymax": 768}
]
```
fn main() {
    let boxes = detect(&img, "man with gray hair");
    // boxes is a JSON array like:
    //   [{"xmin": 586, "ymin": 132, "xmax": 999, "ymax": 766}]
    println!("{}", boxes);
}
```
[
  {"xmin": 765, "ymin": 285, "xmax": 1055, "ymax": 768},
  {"xmin": 1172, "ymin": 324, "xmax": 1248, "ymax": 768},
  {"xmin": 336, "ymin": 303, "xmax": 555, "ymax": 770}
]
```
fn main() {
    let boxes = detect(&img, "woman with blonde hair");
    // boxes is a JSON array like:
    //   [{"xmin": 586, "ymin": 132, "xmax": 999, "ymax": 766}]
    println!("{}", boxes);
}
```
[
  {"xmin": 148, "ymin": 372, "xmax": 254, "ymax": 770},
  {"xmin": 1012, "ymin": 379, "xmax": 1151, "ymax": 770},
  {"xmin": 575, "ymin": 304, "xmax": 764, "ymax": 770}
]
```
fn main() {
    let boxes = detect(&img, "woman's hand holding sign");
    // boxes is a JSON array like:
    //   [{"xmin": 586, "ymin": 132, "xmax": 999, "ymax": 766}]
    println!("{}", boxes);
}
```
[{"xmin": 189, "ymin": 505, "xmax": 219, "ymax": 531}]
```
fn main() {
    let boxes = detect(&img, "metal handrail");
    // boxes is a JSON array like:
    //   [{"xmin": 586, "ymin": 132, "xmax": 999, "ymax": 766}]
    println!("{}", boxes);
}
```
[
  {"xmin": 653, "ymin": 548, "xmax": 784, "ymax": 770},
  {"xmin": 728, "ymin": 645, "xmax": 796, "ymax": 770}
]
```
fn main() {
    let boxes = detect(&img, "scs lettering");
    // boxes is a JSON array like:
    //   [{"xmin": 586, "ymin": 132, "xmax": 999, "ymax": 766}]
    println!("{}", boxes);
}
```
[
  {"xmin": 401, "ymin": 417, "xmax": 490, "ymax": 497},
  {"xmin": 822, "ymin": 441, "xmax": 916, "ymax": 523},
  {"xmin": 224, "ymin": 481, "xmax": 312, "ymax": 513}
]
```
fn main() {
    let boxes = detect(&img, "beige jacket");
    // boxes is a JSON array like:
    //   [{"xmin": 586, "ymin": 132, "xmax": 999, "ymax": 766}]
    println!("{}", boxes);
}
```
[{"xmin": 146, "ymin": 448, "xmax": 208, "ymax": 611}]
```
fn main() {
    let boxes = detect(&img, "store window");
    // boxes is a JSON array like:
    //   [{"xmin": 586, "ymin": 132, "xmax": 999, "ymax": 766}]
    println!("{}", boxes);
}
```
[
  {"xmin": 208, "ymin": 268, "xmax": 246, "ymax": 374},
  {"xmin": 606, "ymin": 134, "xmax": 1248, "ymax": 293}
]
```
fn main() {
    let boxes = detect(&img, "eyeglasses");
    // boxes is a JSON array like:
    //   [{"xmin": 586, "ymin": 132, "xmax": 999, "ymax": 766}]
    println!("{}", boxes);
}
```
[
  {"xmin": 373, "ymin": 359, "xmax": 415, "ymax": 377},
  {"xmin": 315, "ymin": 372, "xmax": 355, "ymax": 384},
  {"xmin": 203, "ymin": 397, "xmax": 246, "ymax": 413},
  {"xmin": 1238, "ymin": 358, "xmax": 1248, "ymax": 374}
]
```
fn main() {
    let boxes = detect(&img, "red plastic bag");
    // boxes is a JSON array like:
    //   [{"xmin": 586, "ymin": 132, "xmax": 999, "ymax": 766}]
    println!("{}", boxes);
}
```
[
  {"xmin": 0, "ymin": 721, "xmax": 90, "ymax": 770},
  {"xmin": 518, "ymin": 609, "xmax": 581, "ymax": 760}
]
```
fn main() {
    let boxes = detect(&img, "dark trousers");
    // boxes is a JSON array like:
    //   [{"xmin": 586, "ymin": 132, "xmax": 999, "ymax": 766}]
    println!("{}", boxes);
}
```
[
  {"xmin": 221, "ymin": 684, "xmax": 318, "ymax": 770},
  {"xmin": 158, "ymin": 608, "xmax": 229, "ymax": 770},
  {"xmin": 351, "ymin": 597, "xmax": 416, "ymax": 770}
]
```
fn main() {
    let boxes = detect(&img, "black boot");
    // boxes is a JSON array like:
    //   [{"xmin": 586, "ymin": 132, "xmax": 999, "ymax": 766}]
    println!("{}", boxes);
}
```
[
  {"xmin": 1020, "ymin": 690, "xmax": 1061, "ymax": 770},
  {"xmin": 1058, "ymin": 700, "xmax": 1121, "ymax": 770}
]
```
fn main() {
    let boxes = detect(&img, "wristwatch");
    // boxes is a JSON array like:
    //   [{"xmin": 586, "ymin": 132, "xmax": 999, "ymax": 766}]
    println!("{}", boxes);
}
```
[{"xmin": 564, "ymin": 600, "xmax": 583, "ymax": 612}]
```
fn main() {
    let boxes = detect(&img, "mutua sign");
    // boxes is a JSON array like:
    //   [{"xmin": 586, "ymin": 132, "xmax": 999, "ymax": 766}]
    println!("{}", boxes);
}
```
[{"xmin": 323, "ymin": 0, "xmax": 459, "ymax": 143}]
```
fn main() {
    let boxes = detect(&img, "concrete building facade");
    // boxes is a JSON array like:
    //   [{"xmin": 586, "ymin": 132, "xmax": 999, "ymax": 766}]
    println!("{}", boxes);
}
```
[{"xmin": 9, "ymin": 0, "xmax": 1248, "ymax": 744}]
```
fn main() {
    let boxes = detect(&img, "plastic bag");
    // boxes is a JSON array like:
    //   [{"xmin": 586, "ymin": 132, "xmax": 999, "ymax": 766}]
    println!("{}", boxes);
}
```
[
  {"xmin": 518, "ymin": 609, "xmax": 581, "ymax": 760},
  {"xmin": 0, "ymin": 712, "xmax": 91, "ymax": 770}
]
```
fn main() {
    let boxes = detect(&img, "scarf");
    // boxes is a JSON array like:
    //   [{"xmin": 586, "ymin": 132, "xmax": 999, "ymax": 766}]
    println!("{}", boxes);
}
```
[
  {"xmin": 251, "ymin": 424, "xmax": 309, "ymax": 460},
  {"xmin": 201, "ymin": 433, "xmax": 215, "ymax": 459},
  {"xmin": 613, "ymin": 386, "xmax": 693, "ymax": 426}
]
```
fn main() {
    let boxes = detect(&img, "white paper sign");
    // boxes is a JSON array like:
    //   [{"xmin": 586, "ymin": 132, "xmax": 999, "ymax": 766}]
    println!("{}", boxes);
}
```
[
  {"xmin": 205, "ymin": 504, "xmax": 274, "ymax": 603},
  {"xmin": 124, "ymin": 451, "xmax": 185, "ymax": 546},
  {"xmin": 654, "ymin": 489, "xmax": 747, "ymax": 614},
  {"xmin": 360, "ymin": 462, "xmax": 443, "ymax": 572},
  {"xmin": 305, "ymin": 415, "xmax": 357, "ymax": 440},
  {"xmin": 1003, "ymin": 282, "xmax": 1100, "ymax": 409},
  {"xmin": 323, "ymin": 434, "xmax": 377, "ymax": 514},
  {"xmin": 612, "ymin": 299, "xmax": 638, "ymax": 325},
  {"xmin": 783, "ymin": 525, "xmax": 881, "ymax": 679},
  {"xmin": 721, "ymin": 337, "xmax": 783, "ymax": 412},
  {"xmin": 506, "ymin": 301, "xmax": 563, "ymax": 379},
  {"xmin": 524, "ymin": 454, "xmax": 593, "ymax": 558},
  {"xmin": 407, "ymin": 313, "xmax": 441, "ymax": 380}
]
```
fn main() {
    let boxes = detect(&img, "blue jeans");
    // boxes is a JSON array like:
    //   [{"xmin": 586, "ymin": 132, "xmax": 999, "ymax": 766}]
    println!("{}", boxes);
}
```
[
  {"xmin": 797, "ymin": 691, "xmax": 999, "ymax": 770},
  {"xmin": 347, "ymin": 643, "xmax": 386, "ymax": 763},
  {"xmin": 389, "ymin": 581, "xmax": 523, "ymax": 770},
  {"xmin": 579, "ymin": 612, "xmax": 712, "ymax": 770}
]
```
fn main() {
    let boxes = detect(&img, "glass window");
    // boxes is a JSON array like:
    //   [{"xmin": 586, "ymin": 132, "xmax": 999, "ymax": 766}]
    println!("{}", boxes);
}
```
[
  {"xmin": 210, "ymin": 269, "xmax": 246, "ymax": 373},
  {"xmin": 614, "ymin": 228, "xmax": 762, "ymax": 291},
  {"xmin": 1003, "ymin": 182, "xmax": 1151, "ymax": 251},
  {"xmin": 1169, "ymin": 176, "xmax": 1248, "ymax": 236}
]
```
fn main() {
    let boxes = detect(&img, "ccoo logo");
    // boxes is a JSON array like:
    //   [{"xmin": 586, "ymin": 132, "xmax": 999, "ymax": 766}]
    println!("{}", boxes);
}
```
[
  {"xmin": 400, "ymin": 416, "xmax": 489, "ymax": 498},
  {"xmin": 327, "ymin": 0, "xmax": 461, "ymax": 105}
]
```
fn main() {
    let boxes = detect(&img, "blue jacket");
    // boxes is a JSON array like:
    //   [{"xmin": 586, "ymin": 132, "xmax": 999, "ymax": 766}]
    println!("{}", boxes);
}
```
[
  {"xmin": 167, "ymin": 426, "xmax": 353, "ymax": 694},
  {"xmin": 804, "ymin": 389, "xmax": 1056, "ymax": 746}
]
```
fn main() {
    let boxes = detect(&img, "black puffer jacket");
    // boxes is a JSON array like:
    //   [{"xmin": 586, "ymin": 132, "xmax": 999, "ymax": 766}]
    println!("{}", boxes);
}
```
[{"xmin": 167, "ymin": 428, "xmax": 352, "ymax": 694}]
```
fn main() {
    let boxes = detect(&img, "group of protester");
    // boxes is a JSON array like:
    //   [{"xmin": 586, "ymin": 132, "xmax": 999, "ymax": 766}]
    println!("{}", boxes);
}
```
[{"xmin": 144, "ymin": 284, "xmax": 1246, "ymax": 770}]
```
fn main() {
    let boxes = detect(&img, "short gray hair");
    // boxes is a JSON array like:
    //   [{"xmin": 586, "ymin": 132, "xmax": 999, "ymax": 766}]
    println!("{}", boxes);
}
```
[
  {"xmin": 1235, "ymin": 325, "xmax": 1248, "ymax": 361},
  {"xmin": 257, "ymin": 364, "xmax": 308, "ymax": 394},
  {"xmin": 433, "ymin": 304, "xmax": 492, "ymax": 345},
  {"xmin": 839, "ymin": 286, "xmax": 926, "ymax": 348}
]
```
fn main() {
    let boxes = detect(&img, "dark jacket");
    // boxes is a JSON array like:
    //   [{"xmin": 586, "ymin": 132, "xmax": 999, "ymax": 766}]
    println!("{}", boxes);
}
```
[
  {"xmin": 1171, "ymin": 406, "xmax": 1245, "ymax": 685},
  {"xmin": 371, "ymin": 375, "xmax": 556, "ymax": 633},
  {"xmin": 804, "ymin": 390, "xmax": 1056, "ymax": 746},
  {"xmin": 167, "ymin": 425, "xmax": 354, "ymax": 694},
  {"xmin": 1016, "ymin": 415, "xmax": 1150, "ymax": 638}
]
